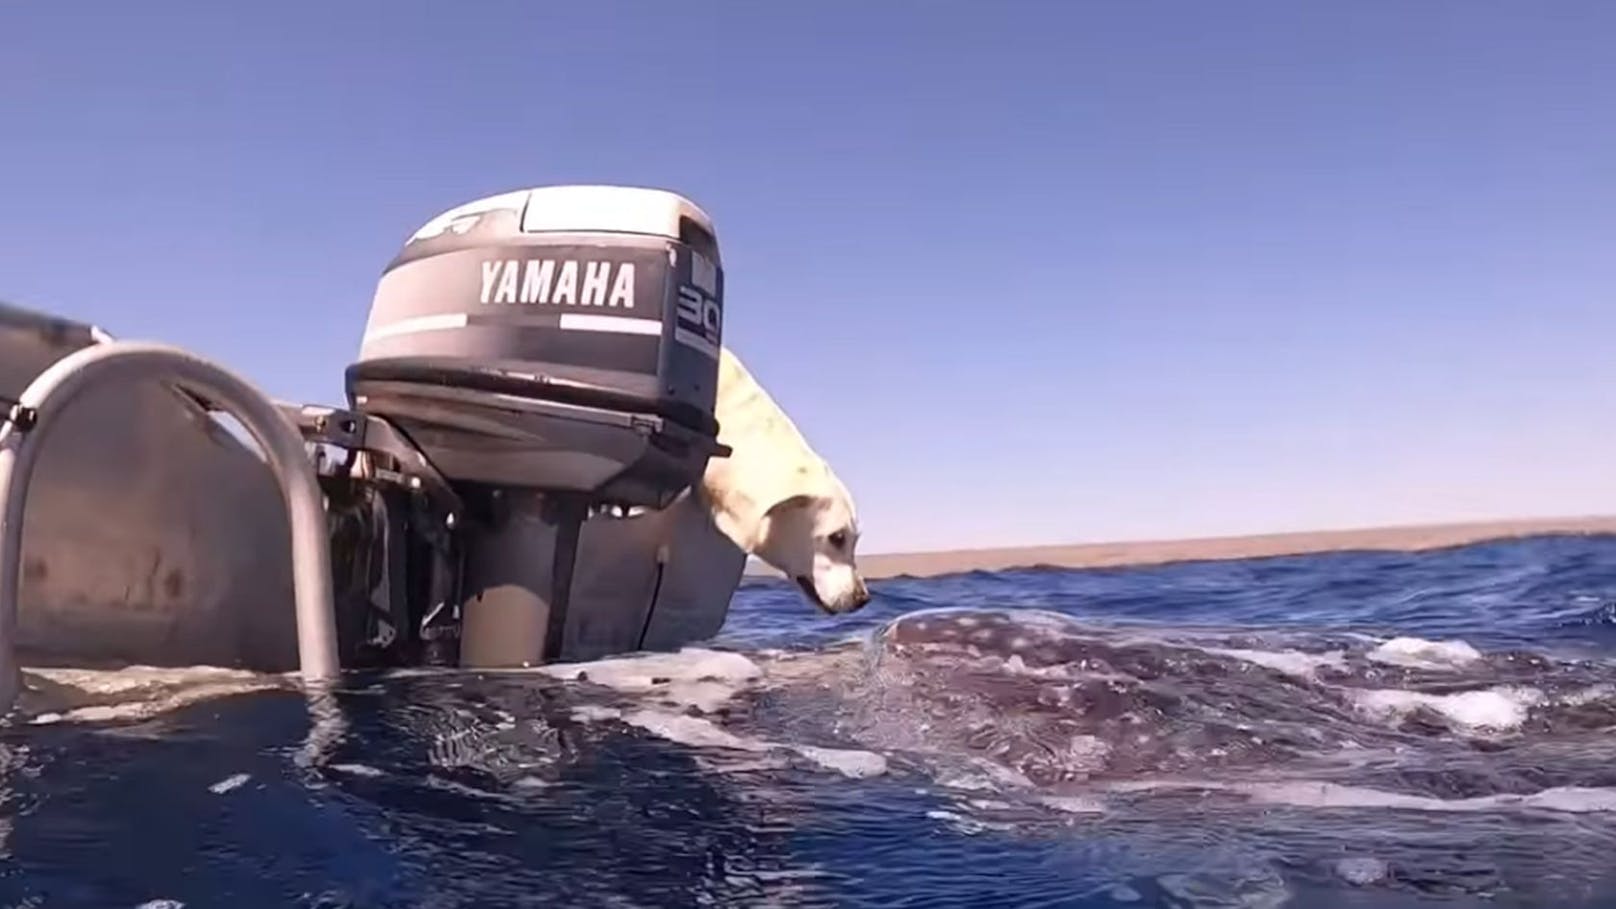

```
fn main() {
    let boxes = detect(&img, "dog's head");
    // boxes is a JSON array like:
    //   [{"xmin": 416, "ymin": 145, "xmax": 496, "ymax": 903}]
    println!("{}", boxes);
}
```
[{"xmin": 753, "ymin": 491, "xmax": 871, "ymax": 615}]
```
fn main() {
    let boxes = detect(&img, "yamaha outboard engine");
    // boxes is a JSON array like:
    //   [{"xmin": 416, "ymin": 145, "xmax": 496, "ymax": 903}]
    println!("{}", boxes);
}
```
[{"xmin": 285, "ymin": 185, "xmax": 729, "ymax": 669}]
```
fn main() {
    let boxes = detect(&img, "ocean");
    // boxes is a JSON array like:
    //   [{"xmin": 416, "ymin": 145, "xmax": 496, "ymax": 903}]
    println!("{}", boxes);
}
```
[{"xmin": 4, "ymin": 533, "xmax": 1616, "ymax": 908}]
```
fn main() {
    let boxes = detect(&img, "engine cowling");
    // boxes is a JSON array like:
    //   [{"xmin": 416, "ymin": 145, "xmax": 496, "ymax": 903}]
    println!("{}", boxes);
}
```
[{"xmin": 346, "ymin": 185, "xmax": 727, "ymax": 508}]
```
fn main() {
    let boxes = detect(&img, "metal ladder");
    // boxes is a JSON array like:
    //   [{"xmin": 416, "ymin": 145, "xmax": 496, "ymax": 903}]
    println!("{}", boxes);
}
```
[{"xmin": 0, "ymin": 339, "xmax": 341, "ymax": 713}]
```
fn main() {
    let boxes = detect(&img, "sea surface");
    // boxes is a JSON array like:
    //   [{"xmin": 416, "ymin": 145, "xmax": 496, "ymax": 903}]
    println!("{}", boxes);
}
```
[{"xmin": 6, "ymin": 534, "xmax": 1616, "ymax": 908}]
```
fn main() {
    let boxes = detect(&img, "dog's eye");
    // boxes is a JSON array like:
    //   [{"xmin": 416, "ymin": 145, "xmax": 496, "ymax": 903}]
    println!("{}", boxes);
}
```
[{"xmin": 828, "ymin": 530, "xmax": 848, "ymax": 549}]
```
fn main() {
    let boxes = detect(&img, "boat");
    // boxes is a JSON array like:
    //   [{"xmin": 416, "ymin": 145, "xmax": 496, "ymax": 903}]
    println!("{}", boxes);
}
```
[{"xmin": 0, "ymin": 185, "xmax": 753, "ymax": 711}]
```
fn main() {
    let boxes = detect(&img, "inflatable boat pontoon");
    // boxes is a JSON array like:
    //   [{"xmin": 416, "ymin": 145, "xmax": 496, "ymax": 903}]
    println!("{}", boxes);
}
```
[{"xmin": 0, "ymin": 185, "xmax": 749, "ymax": 711}]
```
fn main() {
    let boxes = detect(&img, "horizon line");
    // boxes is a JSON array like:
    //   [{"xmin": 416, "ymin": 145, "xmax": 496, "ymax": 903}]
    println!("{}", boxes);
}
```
[{"xmin": 745, "ymin": 513, "xmax": 1616, "ymax": 581}]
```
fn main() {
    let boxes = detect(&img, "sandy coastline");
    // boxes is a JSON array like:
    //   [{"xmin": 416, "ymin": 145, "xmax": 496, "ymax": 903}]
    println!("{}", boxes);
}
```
[{"xmin": 745, "ymin": 515, "xmax": 1616, "ymax": 581}]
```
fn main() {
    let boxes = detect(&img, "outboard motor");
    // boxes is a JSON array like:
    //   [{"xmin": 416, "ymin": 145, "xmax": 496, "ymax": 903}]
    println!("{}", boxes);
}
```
[{"xmin": 284, "ymin": 185, "xmax": 729, "ymax": 669}]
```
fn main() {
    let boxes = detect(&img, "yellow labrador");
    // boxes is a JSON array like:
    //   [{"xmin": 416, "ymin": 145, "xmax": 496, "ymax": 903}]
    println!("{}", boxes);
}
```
[{"xmin": 701, "ymin": 347, "xmax": 871, "ymax": 614}]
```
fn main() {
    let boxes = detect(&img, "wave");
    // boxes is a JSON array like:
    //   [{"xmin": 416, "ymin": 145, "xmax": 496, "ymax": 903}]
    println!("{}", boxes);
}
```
[
  {"xmin": 19, "ymin": 604, "xmax": 1616, "ymax": 816},
  {"xmin": 13, "ymin": 537, "xmax": 1616, "ymax": 906}
]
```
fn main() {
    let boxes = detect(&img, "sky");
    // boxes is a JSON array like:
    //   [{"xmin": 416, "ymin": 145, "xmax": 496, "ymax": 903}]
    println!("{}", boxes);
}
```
[{"xmin": 3, "ymin": 2, "xmax": 1616, "ymax": 554}]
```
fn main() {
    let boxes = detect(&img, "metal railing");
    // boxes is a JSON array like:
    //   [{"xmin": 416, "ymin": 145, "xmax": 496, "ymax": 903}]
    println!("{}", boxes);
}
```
[{"xmin": 0, "ymin": 340, "xmax": 341, "ymax": 712}]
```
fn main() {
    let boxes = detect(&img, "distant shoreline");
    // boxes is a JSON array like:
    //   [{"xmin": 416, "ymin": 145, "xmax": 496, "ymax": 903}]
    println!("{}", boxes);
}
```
[{"xmin": 744, "ymin": 515, "xmax": 1616, "ymax": 581}]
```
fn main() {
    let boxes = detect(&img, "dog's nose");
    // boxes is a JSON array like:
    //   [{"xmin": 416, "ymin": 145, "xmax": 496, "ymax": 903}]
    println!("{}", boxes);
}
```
[{"xmin": 852, "ymin": 586, "xmax": 872, "ymax": 610}]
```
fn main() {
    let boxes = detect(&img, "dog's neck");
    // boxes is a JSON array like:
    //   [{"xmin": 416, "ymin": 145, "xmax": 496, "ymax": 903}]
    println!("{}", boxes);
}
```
[{"xmin": 700, "ymin": 348, "xmax": 821, "ymax": 555}]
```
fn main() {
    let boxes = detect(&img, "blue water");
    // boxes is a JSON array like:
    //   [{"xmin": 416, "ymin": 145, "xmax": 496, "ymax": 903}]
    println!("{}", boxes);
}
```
[{"xmin": 6, "ymin": 534, "xmax": 1616, "ymax": 908}]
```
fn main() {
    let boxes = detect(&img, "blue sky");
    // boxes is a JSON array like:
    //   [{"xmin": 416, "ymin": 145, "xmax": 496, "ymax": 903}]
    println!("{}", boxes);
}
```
[{"xmin": 4, "ymin": 2, "xmax": 1616, "ymax": 553}]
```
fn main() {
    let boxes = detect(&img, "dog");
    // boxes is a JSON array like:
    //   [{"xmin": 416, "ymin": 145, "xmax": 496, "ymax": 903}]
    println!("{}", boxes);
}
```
[{"xmin": 700, "ymin": 347, "xmax": 871, "ymax": 615}]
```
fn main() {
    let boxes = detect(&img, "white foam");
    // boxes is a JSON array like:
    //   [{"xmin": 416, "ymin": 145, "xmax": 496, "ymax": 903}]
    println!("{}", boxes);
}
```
[
  {"xmin": 545, "ymin": 652, "xmax": 889, "ymax": 781},
  {"xmin": 541, "ymin": 648, "xmax": 761, "ymax": 713},
  {"xmin": 791, "ymin": 745, "xmax": 888, "ymax": 779},
  {"xmin": 924, "ymin": 808, "xmax": 1012, "ymax": 835},
  {"xmin": 208, "ymin": 773, "xmax": 250, "ymax": 795},
  {"xmin": 29, "ymin": 664, "xmax": 272, "ymax": 694},
  {"xmin": 699, "ymin": 755, "xmax": 793, "ymax": 774},
  {"xmin": 22, "ymin": 665, "xmax": 286, "ymax": 726},
  {"xmin": 1334, "ymin": 856, "xmax": 1389, "ymax": 886},
  {"xmin": 1242, "ymin": 781, "xmax": 1616, "ymax": 814},
  {"xmin": 330, "ymin": 763, "xmax": 385, "ymax": 778},
  {"xmin": 1106, "ymin": 884, "xmax": 1144, "ymax": 903},
  {"xmin": 1106, "ymin": 778, "xmax": 1616, "ymax": 814},
  {"xmin": 1559, "ymin": 684, "xmax": 1616, "ymax": 707},
  {"xmin": 542, "ymin": 648, "xmax": 760, "ymax": 688},
  {"xmin": 1037, "ymin": 795, "xmax": 1107, "ymax": 814},
  {"xmin": 933, "ymin": 759, "xmax": 1037, "ymax": 793},
  {"xmin": 1353, "ymin": 686, "xmax": 1542, "ymax": 731},
  {"xmin": 1207, "ymin": 647, "xmax": 1348, "ymax": 679},
  {"xmin": 621, "ymin": 710, "xmax": 758, "ymax": 752},
  {"xmin": 422, "ymin": 776, "xmax": 531, "ymax": 805},
  {"xmin": 29, "ymin": 690, "xmax": 264, "ymax": 726},
  {"xmin": 615, "ymin": 708, "xmax": 888, "ymax": 780},
  {"xmin": 996, "ymin": 653, "xmax": 1093, "ymax": 681},
  {"xmin": 1367, "ymin": 636, "xmax": 1483, "ymax": 670}
]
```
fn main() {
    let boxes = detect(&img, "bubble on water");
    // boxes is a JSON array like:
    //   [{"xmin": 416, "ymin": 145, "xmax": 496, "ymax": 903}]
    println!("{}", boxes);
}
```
[
  {"xmin": 1335, "ymin": 856, "xmax": 1390, "ymax": 885},
  {"xmin": 1367, "ymin": 636, "xmax": 1483, "ymax": 670}
]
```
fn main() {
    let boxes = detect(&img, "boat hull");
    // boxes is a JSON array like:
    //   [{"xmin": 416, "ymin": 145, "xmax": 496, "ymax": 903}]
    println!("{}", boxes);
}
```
[{"xmin": 1, "ymin": 302, "xmax": 744, "ymax": 675}]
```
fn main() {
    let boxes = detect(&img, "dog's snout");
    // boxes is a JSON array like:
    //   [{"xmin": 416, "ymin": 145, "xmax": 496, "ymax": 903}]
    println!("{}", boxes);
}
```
[{"xmin": 851, "ymin": 584, "xmax": 872, "ymax": 610}]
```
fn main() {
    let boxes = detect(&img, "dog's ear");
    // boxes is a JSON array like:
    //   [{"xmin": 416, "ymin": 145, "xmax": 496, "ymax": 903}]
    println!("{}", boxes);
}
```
[
  {"xmin": 749, "ymin": 494, "xmax": 821, "ymax": 569},
  {"xmin": 763, "ymin": 494, "xmax": 817, "ymax": 520},
  {"xmin": 705, "ymin": 492, "xmax": 817, "ymax": 556}
]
